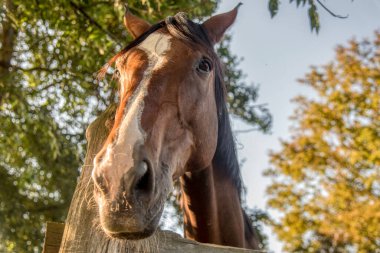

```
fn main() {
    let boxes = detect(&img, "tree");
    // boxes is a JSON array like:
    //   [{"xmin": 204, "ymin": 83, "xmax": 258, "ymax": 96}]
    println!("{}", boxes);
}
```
[
  {"xmin": 0, "ymin": 1, "xmax": 271, "ymax": 252},
  {"xmin": 268, "ymin": 0, "xmax": 349, "ymax": 32},
  {"xmin": 265, "ymin": 32, "xmax": 380, "ymax": 252}
]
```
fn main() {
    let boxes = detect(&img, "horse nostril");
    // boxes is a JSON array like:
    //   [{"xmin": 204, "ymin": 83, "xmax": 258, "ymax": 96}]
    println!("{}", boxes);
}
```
[
  {"xmin": 94, "ymin": 173, "xmax": 108, "ymax": 194},
  {"xmin": 110, "ymin": 200, "xmax": 120, "ymax": 212},
  {"xmin": 135, "ymin": 161, "xmax": 152, "ymax": 193}
]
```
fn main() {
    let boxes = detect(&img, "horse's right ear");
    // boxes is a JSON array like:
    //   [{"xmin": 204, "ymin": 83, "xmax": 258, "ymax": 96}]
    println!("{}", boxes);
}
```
[{"xmin": 123, "ymin": 5, "xmax": 151, "ymax": 39}]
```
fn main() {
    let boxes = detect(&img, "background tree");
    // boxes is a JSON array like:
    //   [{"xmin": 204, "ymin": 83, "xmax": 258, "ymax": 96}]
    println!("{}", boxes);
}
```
[
  {"xmin": 268, "ymin": 0, "xmax": 349, "ymax": 32},
  {"xmin": 265, "ymin": 32, "xmax": 380, "ymax": 252},
  {"xmin": 0, "ymin": 0, "xmax": 271, "ymax": 252}
]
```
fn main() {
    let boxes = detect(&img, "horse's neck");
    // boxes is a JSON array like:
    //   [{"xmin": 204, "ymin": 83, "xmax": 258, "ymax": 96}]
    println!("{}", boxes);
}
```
[{"xmin": 180, "ymin": 162, "xmax": 247, "ymax": 248}]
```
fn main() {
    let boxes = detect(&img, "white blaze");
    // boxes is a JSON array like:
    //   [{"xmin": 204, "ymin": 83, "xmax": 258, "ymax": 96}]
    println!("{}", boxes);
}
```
[{"xmin": 97, "ymin": 33, "xmax": 172, "ymax": 179}]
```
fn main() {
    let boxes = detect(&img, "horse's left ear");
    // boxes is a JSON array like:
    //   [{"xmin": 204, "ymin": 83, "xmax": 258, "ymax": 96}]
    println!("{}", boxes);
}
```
[
  {"xmin": 123, "ymin": 5, "xmax": 151, "ymax": 39},
  {"xmin": 202, "ymin": 3, "xmax": 242, "ymax": 45}
]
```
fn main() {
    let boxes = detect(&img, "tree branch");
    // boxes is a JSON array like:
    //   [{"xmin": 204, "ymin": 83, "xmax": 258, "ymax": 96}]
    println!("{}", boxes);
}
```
[
  {"xmin": 69, "ymin": 1, "xmax": 122, "ymax": 45},
  {"xmin": 0, "ymin": 62, "xmax": 86, "ymax": 81},
  {"xmin": 315, "ymin": 0, "xmax": 348, "ymax": 19},
  {"xmin": 25, "ymin": 66, "xmax": 57, "ymax": 72},
  {"xmin": 234, "ymin": 128, "xmax": 261, "ymax": 134},
  {"xmin": 0, "ymin": 61, "xmax": 62, "ymax": 72},
  {"xmin": 28, "ymin": 204, "xmax": 66, "ymax": 213}
]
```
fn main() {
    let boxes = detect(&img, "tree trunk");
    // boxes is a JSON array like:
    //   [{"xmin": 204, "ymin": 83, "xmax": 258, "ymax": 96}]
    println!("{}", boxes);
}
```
[{"xmin": 0, "ymin": 0, "xmax": 16, "ymax": 105}]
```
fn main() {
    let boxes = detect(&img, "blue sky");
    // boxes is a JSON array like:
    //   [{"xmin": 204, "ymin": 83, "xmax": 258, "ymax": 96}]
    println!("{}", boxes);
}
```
[{"xmin": 216, "ymin": 1, "xmax": 380, "ymax": 252}]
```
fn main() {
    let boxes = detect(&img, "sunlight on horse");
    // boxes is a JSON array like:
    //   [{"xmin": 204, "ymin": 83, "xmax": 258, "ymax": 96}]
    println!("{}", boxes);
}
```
[{"xmin": 92, "ymin": 3, "xmax": 260, "ymax": 249}]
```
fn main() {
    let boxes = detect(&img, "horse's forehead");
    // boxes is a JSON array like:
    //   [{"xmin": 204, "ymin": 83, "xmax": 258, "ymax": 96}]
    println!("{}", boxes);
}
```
[{"xmin": 137, "ymin": 32, "xmax": 172, "ymax": 56}]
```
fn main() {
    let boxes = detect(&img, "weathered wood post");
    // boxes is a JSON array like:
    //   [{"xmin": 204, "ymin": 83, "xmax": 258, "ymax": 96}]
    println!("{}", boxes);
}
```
[
  {"xmin": 56, "ymin": 105, "xmax": 263, "ymax": 252},
  {"xmin": 59, "ymin": 104, "xmax": 127, "ymax": 252},
  {"xmin": 43, "ymin": 222, "xmax": 65, "ymax": 253}
]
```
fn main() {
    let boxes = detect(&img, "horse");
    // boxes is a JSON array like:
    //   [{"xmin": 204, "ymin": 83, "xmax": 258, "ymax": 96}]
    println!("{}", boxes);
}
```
[{"xmin": 92, "ymin": 4, "xmax": 260, "ymax": 250}]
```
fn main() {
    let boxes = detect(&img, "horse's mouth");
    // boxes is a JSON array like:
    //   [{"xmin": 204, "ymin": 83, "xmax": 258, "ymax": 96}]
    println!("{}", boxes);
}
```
[
  {"xmin": 102, "ymin": 217, "xmax": 157, "ymax": 240},
  {"xmin": 100, "ymin": 203, "xmax": 164, "ymax": 240},
  {"xmin": 106, "ymin": 229, "xmax": 156, "ymax": 240}
]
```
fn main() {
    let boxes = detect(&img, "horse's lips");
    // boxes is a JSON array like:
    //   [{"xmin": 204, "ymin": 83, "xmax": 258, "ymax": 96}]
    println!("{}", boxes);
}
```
[
  {"xmin": 106, "ymin": 229, "xmax": 156, "ymax": 240},
  {"xmin": 100, "ymin": 203, "xmax": 164, "ymax": 240}
]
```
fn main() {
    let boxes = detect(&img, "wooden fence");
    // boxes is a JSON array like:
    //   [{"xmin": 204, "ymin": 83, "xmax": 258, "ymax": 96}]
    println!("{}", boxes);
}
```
[{"xmin": 42, "ymin": 222, "xmax": 266, "ymax": 253}]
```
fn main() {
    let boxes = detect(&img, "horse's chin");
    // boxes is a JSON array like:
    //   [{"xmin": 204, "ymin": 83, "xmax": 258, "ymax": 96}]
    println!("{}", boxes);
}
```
[
  {"xmin": 102, "ymin": 216, "xmax": 159, "ymax": 240},
  {"xmin": 99, "ymin": 204, "xmax": 163, "ymax": 240},
  {"xmin": 106, "ymin": 228, "xmax": 156, "ymax": 240},
  {"xmin": 101, "ymin": 220, "xmax": 159, "ymax": 240}
]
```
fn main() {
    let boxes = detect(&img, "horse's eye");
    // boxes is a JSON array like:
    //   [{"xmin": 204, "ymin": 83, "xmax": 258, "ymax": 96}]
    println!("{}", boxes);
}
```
[{"xmin": 197, "ymin": 57, "xmax": 212, "ymax": 74}]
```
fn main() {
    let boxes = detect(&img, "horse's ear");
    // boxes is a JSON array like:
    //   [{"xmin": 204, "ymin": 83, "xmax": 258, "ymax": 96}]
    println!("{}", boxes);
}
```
[
  {"xmin": 123, "ymin": 5, "xmax": 151, "ymax": 39},
  {"xmin": 202, "ymin": 3, "xmax": 242, "ymax": 45}
]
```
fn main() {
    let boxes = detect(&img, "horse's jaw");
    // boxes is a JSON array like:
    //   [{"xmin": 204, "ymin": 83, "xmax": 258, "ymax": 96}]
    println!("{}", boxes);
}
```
[{"xmin": 96, "ymin": 193, "xmax": 165, "ymax": 240}]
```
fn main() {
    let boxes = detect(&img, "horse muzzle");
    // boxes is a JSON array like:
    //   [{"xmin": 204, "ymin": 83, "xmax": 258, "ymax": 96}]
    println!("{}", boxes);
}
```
[
  {"xmin": 99, "ymin": 202, "xmax": 162, "ymax": 240},
  {"xmin": 92, "ymin": 157, "xmax": 167, "ymax": 240}
]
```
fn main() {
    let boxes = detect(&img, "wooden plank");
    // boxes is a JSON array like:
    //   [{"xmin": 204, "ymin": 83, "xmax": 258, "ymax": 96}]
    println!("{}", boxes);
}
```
[
  {"xmin": 43, "ymin": 222, "xmax": 65, "ymax": 253},
  {"xmin": 156, "ymin": 230, "xmax": 266, "ymax": 253},
  {"xmin": 42, "ymin": 221, "xmax": 265, "ymax": 253}
]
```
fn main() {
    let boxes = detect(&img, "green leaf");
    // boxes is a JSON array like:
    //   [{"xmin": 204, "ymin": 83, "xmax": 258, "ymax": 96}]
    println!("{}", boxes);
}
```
[
  {"xmin": 308, "ymin": 3, "xmax": 320, "ymax": 33},
  {"xmin": 269, "ymin": 0, "xmax": 279, "ymax": 18}
]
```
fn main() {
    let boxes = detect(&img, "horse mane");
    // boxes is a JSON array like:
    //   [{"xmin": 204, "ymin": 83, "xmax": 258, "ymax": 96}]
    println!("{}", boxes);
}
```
[
  {"xmin": 158, "ymin": 20, "xmax": 258, "ymax": 246},
  {"xmin": 99, "ymin": 12, "xmax": 243, "ymax": 200},
  {"xmin": 164, "ymin": 13, "xmax": 243, "ymax": 199}
]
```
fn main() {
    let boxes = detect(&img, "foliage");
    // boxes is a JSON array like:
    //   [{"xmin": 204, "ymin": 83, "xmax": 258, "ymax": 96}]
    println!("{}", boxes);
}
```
[
  {"xmin": 265, "ymin": 32, "xmax": 380, "ymax": 252},
  {"xmin": 0, "ymin": 0, "xmax": 271, "ymax": 252},
  {"xmin": 268, "ymin": 0, "xmax": 350, "ymax": 33},
  {"xmin": 244, "ymin": 207, "xmax": 270, "ymax": 249}
]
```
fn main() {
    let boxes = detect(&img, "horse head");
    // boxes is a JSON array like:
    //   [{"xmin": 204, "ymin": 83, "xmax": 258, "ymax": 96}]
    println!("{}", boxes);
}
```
[{"xmin": 92, "ymin": 5, "xmax": 240, "ymax": 240}]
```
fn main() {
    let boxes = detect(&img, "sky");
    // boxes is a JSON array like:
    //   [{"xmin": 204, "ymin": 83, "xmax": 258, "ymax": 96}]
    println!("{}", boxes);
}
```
[{"xmin": 215, "ymin": 1, "xmax": 380, "ymax": 252}]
